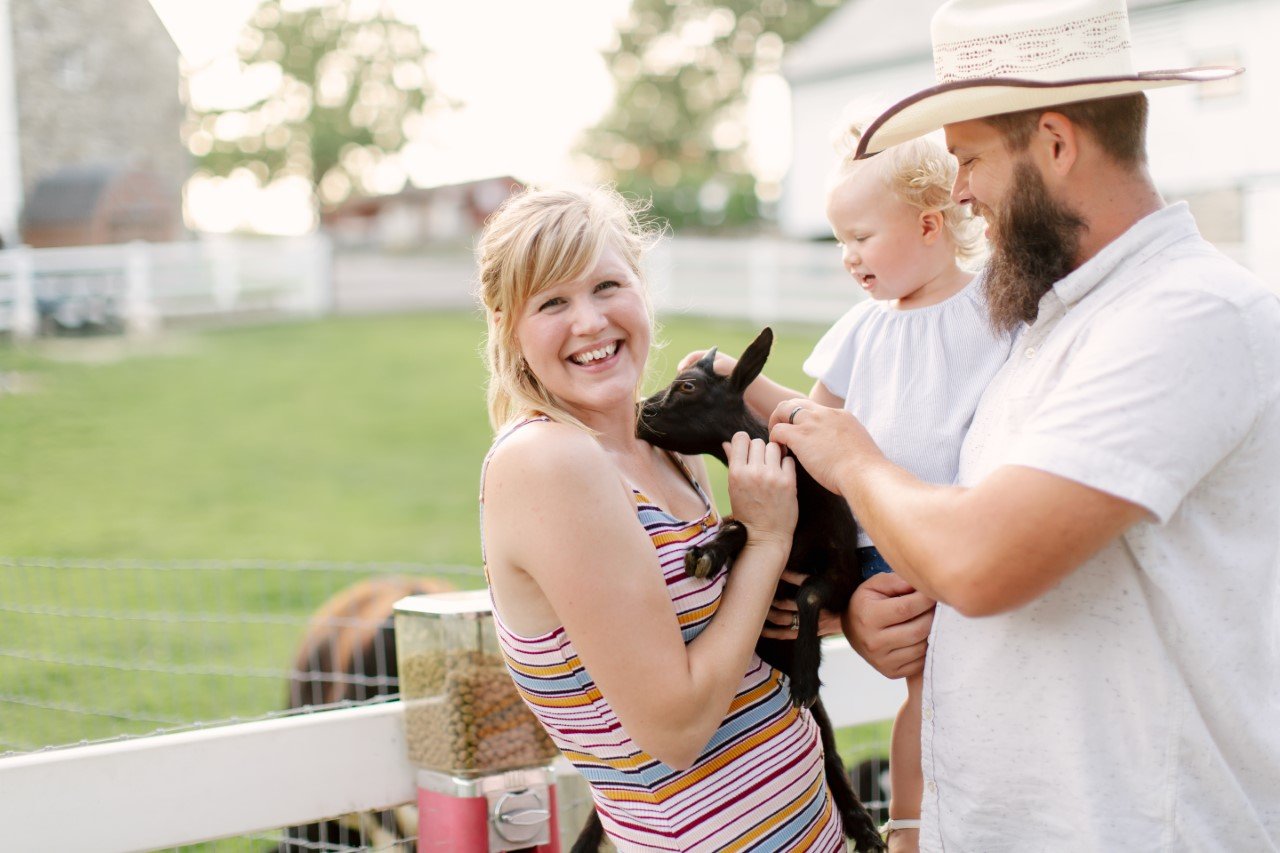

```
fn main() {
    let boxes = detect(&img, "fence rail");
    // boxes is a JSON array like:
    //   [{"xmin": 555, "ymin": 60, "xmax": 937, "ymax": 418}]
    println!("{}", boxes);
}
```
[
  {"xmin": 326, "ymin": 236, "xmax": 865, "ymax": 326},
  {"xmin": 647, "ymin": 236, "xmax": 862, "ymax": 326},
  {"xmin": 0, "ymin": 235, "xmax": 862, "ymax": 333},
  {"xmin": 0, "ymin": 641, "xmax": 900, "ymax": 853},
  {"xmin": 0, "ymin": 557, "xmax": 900, "ymax": 851},
  {"xmin": 0, "ymin": 235, "xmax": 333, "ymax": 337}
]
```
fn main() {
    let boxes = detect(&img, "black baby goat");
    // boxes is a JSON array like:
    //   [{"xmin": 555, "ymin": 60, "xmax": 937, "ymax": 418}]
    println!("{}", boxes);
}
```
[{"xmin": 636, "ymin": 326, "xmax": 884, "ymax": 852}]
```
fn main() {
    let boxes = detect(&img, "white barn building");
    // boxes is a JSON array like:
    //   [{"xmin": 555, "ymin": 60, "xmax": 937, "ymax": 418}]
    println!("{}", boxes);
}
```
[{"xmin": 780, "ymin": 0, "xmax": 1280, "ymax": 290}]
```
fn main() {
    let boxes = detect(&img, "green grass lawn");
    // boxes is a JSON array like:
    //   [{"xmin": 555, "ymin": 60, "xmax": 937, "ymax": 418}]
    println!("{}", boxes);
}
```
[
  {"xmin": 0, "ymin": 312, "xmax": 890, "ymax": 840},
  {"xmin": 0, "ymin": 312, "xmax": 824, "ymax": 562}
]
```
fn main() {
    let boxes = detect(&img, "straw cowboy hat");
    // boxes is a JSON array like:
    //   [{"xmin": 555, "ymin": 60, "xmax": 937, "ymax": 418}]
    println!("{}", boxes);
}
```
[{"xmin": 855, "ymin": 0, "xmax": 1242, "ymax": 158}]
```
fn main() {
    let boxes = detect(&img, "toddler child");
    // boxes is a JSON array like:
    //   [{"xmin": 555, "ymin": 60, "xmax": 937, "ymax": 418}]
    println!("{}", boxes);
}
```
[{"xmin": 682, "ymin": 125, "xmax": 1014, "ymax": 851}]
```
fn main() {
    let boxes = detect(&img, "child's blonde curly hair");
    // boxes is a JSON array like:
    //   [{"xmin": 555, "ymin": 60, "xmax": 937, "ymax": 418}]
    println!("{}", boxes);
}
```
[{"xmin": 831, "ymin": 123, "xmax": 986, "ymax": 266}]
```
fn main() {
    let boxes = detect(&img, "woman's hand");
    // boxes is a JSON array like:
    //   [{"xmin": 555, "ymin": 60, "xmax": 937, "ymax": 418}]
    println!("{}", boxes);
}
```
[
  {"xmin": 761, "ymin": 570, "xmax": 844, "ymax": 639},
  {"xmin": 723, "ymin": 431, "xmax": 796, "ymax": 556},
  {"xmin": 677, "ymin": 349, "xmax": 738, "ymax": 376}
]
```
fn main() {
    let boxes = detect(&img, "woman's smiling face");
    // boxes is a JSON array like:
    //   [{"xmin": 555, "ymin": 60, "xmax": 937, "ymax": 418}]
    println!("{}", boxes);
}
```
[{"xmin": 515, "ymin": 246, "xmax": 651, "ymax": 422}]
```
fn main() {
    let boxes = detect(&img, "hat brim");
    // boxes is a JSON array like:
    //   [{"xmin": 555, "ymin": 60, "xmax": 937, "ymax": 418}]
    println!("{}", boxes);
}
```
[{"xmin": 855, "ymin": 66, "xmax": 1242, "ymax": 159}]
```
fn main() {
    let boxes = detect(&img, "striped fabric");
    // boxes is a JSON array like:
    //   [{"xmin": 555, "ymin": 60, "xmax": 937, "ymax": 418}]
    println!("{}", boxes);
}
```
[{"xmin": 481, "ymin": 418, "xmax": 843, "ymax": 852}]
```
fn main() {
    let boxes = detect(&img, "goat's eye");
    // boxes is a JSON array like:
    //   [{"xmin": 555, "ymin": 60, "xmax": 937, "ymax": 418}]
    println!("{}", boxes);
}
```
[{"xmin": 678, "ymin": 380, "xmax": 697, "ymax": 394}]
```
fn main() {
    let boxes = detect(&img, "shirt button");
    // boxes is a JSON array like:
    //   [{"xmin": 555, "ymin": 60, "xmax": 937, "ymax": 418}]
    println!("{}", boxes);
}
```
[
  {"xmin": 926, "ymin": 781, "xmax": 937, "ymax": 794},
  {"xmin": 1024, "ymin": 346, "xmax": 1037, "ymax": 358},
  {"xmin": 923, "ymin": 707, "xmax": 933, "ymax": 721}
]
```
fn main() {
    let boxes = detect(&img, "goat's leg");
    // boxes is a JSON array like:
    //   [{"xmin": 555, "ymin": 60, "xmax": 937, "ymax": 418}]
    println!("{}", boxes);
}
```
[
  {"xmin": 684, "ymin": 519, "xmax": 748, "ymax": 579},
  {"xmin": 788, "ymin": 574, "xmax": 843, "ymax": 707},
  {"xmin": 571, "ymin": 809, "xmax": 606, "ymax": 853},
  {"xmin": 809, "ymin": 699, "xmax": 887, "ymax": 853}
]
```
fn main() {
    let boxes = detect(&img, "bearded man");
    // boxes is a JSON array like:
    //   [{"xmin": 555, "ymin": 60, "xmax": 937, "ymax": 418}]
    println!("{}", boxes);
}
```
[{"xmin": 770, "ymin": 1, "xmax": 1280, "ymax": 851}]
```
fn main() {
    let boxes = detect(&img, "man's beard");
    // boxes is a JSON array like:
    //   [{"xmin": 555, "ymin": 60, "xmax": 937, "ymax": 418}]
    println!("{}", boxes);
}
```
[{"xmin": 981, "ymin": 160, "xmax": 1087, "ymax": 334}]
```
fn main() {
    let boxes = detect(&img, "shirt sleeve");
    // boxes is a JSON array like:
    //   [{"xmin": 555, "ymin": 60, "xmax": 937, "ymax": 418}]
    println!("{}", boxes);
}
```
[
  {"xmin": 803, "ymin": 302, "xmax": 869, "ymax": 401},
  {"xmin": 1005, "ymin": 287, "xmax": 1262, "ymax": 523}
]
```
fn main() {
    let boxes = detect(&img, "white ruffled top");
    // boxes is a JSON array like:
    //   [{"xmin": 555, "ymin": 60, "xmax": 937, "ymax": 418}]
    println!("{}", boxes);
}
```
[{"xmin": 803, "ymin": 273, "xmax": 1014, "ymax": 547}]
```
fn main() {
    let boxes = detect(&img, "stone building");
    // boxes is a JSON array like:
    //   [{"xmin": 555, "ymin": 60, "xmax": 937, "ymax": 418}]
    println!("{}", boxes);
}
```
[{"xmin": 0, "ymin": 0, "xmax": 186, "ymax": 246}]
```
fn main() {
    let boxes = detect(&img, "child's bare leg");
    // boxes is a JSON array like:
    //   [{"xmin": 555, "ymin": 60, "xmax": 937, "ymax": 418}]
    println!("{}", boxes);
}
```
[{"xmin": 887, "ymin": 672, "xmax": 923, "ymax": 853}]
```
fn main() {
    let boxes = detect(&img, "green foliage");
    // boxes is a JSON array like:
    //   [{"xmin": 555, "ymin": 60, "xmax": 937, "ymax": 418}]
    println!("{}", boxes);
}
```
[
  {"xmin": 584, "ymin": 0, "xmax": 841, "ymax": 230},
  {"xmin": 187, "ymin": 0, "xmax": 440, "ymax": 205}
]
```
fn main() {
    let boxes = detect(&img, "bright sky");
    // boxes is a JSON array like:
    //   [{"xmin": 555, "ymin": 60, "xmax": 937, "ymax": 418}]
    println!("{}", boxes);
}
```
[{"xmin": 149, "ymin": 0, "xmax": 634, "ymax": 233}]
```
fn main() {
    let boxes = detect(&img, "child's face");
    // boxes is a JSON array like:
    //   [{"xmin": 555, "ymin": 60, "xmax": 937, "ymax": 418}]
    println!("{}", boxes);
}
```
[{"xmin": 825, "ymin": 167, "xmax": 938, "ymax": 303}]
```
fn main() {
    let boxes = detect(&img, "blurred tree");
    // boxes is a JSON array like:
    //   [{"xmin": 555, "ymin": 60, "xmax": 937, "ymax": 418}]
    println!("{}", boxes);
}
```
[
  {"xmin": 183, "ymin": 0, "xmax": 443, "ymax": 211},
  {"xmin": 584, "ymin": 0, "xmax": 840, "ymax": 230}
]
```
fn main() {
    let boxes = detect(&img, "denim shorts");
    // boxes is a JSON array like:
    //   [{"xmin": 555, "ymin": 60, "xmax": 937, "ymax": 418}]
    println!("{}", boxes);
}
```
[{"xmin": 857, "ymin": 546, "xmax": 895, "ymax": 582}]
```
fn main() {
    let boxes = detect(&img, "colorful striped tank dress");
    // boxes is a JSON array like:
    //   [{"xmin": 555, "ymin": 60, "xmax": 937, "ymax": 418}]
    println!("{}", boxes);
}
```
[{"xmin": 480, "ymin": 417, "xmax": 843, "ymax": 852}]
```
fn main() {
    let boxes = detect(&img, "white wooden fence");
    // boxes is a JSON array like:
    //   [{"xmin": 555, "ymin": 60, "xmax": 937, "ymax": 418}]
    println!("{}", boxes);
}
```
[
  {"xmin": 0, "ymin": 638, "xmax": 903, "ymax": 852},
  {"xmin": 647, "ymin": 236, "xmax": 859, "ymax": 326},
  {"xmin": 324, "ymin": 236, "xmax": 862, "ymax": 325},
  {"xmin": 0, "ymin": 235, "xmax": 333, "ymax": 337}
]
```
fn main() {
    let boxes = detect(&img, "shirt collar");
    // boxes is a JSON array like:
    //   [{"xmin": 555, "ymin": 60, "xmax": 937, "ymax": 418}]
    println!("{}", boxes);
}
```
[{"xmin": 1051, "ymin": 202, "xmax": 1201, "ymax": 308}]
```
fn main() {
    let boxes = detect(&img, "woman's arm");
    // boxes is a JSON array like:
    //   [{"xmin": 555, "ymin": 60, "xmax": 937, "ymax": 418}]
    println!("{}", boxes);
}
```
[{"xmin": 485, "ymin": 425, "xmax": 796, "ymax": 770}]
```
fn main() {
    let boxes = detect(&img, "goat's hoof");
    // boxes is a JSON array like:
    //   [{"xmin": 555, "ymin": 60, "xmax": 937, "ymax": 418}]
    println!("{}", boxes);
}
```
[
  {"xmin": 851, "ymin": 823, "xmax": 888, "ymax": 853},
  {"xmin": 693, "ymin": 553, "xmax": 715, "ymax": 579},
  {"xmin": 684, "ymin": 549, "xmax": 715, "ymax": 580}
]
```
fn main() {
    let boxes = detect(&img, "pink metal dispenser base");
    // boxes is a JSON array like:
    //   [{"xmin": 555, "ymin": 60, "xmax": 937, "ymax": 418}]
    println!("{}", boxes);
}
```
[{"xmin": 416, "ymin": 766, "xmax": 560, "ymax": 852}]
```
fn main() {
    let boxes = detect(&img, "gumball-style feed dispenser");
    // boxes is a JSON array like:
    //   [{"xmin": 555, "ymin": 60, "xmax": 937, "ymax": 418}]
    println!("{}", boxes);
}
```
[{"xmin": 394, "ymin": 590, "xmax": 562, "ymax": 852}]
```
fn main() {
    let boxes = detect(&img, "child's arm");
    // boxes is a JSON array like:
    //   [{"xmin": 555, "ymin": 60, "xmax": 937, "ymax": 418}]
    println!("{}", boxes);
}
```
[
  {"xmin": 677, "ymin": 351, "xmax": 847, "ymax": 421},
  {"xmin": 807, "ymin": 379, "xmax": 845, "ymax": 410}
]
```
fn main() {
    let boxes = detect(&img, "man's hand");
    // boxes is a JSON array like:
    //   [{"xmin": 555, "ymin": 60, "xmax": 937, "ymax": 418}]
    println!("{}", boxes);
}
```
[
  {"xmin": 843, "ymin": 572, "xmax": 935, "ymax": 678},
  {"xmin": 767, "ymin": 399, "xmax": 884, "ymax": 497}
]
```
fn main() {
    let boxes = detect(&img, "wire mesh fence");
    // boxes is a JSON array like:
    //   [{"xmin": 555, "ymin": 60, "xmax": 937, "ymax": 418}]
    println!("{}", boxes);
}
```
[
  {"xmin": 167, "ymin": 826, "xmax": 420, "ymax": 853},
  {"xmin": 0, "ymin": 557, "xmax": 481, "ymax": 755},
  {"xmin": 0, "ymin": 556, "xmax": 890, "ymax": 851}
]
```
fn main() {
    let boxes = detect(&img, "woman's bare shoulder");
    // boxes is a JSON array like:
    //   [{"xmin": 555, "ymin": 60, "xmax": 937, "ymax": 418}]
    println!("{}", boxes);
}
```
[{"xmin": 485, "ymin": 421, "xmax": 617, "ymax": 508}]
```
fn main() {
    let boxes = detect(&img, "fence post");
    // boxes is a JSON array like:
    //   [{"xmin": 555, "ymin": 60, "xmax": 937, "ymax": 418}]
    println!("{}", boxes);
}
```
[
  {"xmin": 748, "ymin": 238, "xmax": 780, "ymax": 326},
  {"xmin": 644, "ymin": 240, "xmax": 675, "ymax": 315},
  {"xmin": 125, "ymin": 240, "xmax": 159, "ymax": 336},
  {"xmin": 211, "ymin": 236, "xmax": 240, "ymax": 312},
  {"xmin": 304, "ymin": 231, "xmax": 334, "ymax": 316},
  {"xmin": 10, "ymin": 243, "xmax": 36, "ymax": 339}
]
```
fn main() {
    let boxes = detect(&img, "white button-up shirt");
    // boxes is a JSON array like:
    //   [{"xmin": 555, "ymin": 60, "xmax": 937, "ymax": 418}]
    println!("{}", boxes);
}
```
[{"xmin": 920, "ymin": 203, "xmax": 1280, "ymax": 851}]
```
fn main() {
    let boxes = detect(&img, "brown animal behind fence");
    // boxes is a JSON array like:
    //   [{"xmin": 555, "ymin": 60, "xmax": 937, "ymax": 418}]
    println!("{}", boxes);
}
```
[{"xmin": 279, "ymin": 574, "xmax": 454, "ymax": 853}]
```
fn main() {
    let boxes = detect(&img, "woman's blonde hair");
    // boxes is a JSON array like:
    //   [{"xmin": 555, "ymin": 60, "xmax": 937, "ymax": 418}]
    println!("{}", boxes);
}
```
[
  {"xmin": 476, "ymin": 186, "xmax": 661, "ymax": 432},
  {"xmin": 831, "ymin": 123, "xmax": 986, "ymax": 266}
]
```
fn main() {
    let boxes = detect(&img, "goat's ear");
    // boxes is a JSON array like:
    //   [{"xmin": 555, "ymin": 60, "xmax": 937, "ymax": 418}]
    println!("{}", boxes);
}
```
[
  {"xmin": 729, "ymin": 328, "xmax": 772, "ymax": 393},
  {"xmin": 695, "ymin": 347, "xmax": 719, "ymax": 373}
]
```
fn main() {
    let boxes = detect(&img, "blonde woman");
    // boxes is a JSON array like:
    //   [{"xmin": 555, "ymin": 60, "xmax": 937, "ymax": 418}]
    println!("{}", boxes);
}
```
[{"xmin": 477, "ymin": 186, "xmax": 847, "ymax": 851}]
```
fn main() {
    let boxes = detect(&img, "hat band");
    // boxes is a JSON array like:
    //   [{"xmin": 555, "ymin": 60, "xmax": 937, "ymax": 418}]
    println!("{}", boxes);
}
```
[{"xmin": 934, "ymin": 10, "xmax": 1133, "ymax": 83}]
